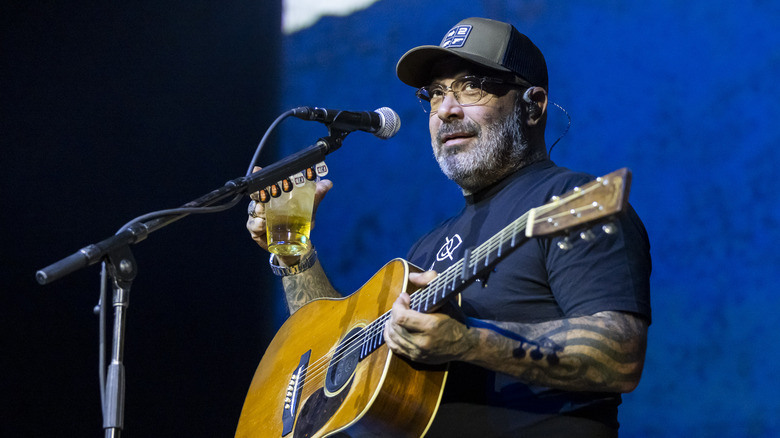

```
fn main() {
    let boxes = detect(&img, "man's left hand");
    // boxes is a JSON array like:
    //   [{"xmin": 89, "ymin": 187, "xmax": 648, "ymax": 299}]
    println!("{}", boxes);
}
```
[{"xmin": 384, "ymin": 271, "xmax": 477, "ymax": 364}]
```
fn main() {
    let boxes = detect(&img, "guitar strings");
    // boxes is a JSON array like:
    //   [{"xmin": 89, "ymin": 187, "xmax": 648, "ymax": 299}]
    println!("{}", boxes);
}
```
[
  {"xmin": 293, "ymin": 182, "xmax": 609, "ymax": 399},
  {"xmin": 296, "ymin": 200, "xmax": 601, "ymax": 400},
  {"xmin": 292, "ymin": 251, "xmax": 475, "ymax": 398},
  {"xmin": 294, "ymin": 214, "xmax": 532, "ymax": 398},
  {"xmin": 294, "ymin": 202, "xmax": 564, "ymax": 398}
]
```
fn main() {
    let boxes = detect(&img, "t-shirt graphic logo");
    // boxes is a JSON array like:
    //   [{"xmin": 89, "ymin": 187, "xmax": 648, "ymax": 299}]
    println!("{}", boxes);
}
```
[
  {"xmin": 441, "ymin": 25, "xmax": 472, "ymax": 48},
  {"xmin": 436, "ymin": 234, "xmax": 463, "ymax": 262}
]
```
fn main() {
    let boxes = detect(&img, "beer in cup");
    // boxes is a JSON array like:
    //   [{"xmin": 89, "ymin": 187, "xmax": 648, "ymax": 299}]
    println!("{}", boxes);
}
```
[{"xmin": 265, "ymin": 172, "xmax": 316, "ymax": 256}]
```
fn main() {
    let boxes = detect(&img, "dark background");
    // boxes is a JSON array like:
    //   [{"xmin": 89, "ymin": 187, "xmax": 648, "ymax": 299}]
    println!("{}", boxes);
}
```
[{"xmin": 2, "ymin": 2, "xmax": 283, "ymax": 436}]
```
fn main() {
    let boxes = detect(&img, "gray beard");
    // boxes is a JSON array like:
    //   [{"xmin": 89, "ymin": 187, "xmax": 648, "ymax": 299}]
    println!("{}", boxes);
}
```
[{"xmin": 432, "ymin": 111, "xmax": 529, "ymax": 194}]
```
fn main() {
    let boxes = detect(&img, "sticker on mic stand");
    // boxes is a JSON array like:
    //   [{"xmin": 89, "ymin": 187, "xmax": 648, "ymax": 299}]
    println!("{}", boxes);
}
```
[
  {"xmin": 315, "ymin": 161, "xmax": 329, "ymax": 177},
  {"xmin": 292, "ymin": 171, "xmax": 306, "ymax": 187},
  {"xmin": 258, "ymin": 188, "xmax": 270, "ymax": 203},
  {"xmin": 269, "ymin": 183, "xmax": 282, "ymax": 198},
  {"xmin": 281, "ymin": 177, "xmax": 294, "ymax": 193}
]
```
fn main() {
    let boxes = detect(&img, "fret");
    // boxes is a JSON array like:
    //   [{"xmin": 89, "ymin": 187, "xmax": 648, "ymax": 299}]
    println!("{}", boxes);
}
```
[
  {"xmin": 461, "ymin": 248, "xmax": 471, "ymax": 282},
  {"xmin": 451, "ymin": 264, "xmax": 459, "ymax": 291}
]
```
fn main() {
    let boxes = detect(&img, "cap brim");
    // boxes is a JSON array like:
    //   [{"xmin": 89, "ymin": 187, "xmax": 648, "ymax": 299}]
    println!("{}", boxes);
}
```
[{"xmin": 396, "ymin": 45, "xmax": 511, "ymax": 88}]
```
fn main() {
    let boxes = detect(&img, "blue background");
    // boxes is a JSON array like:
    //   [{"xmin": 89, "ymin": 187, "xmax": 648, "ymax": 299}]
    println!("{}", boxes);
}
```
[
  {"xmin": 277, "ymin": 1, "xmax": 780, "ymax": 436},
  {"xmin": 3, "ymin": 1, "xmax": 778, "ymax": 436}
]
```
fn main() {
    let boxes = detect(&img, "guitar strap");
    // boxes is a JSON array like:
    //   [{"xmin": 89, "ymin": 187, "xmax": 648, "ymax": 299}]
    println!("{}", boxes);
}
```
[
  {"xmin": 464, "ymin": 317, "xmax": 560, "ymax": 363},
  {"xmin": 464, "ymin": 317, "xmax": 524, "ymax": 341}
]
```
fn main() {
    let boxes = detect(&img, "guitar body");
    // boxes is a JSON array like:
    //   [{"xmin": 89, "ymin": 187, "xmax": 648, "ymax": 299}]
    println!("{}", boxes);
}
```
[{"xmin": 235, "ymin": 259, "xmax": 448, "ymax": 438}]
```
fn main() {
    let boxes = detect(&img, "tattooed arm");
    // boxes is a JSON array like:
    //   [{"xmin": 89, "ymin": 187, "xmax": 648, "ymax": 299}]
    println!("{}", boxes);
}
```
[
  {"xmin": 280, "ymin": 257, "xmax": 341, "ymax": 313},
  {"xmin": 385, "ymin": 272, "xmax": 648, "ymax": 393},
  {"xmin": 462, "ymin": 310, "xmax": 648, "ymax": 393},
  {"xmin": 247, "ymin": 175, "xmax": 340, "ymax": 313}
]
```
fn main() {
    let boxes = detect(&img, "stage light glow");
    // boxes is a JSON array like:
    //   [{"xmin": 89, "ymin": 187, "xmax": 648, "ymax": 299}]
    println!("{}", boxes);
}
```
[{"xmin": 283, "ymin": 0, "xmax": 380, "ymax": 33}]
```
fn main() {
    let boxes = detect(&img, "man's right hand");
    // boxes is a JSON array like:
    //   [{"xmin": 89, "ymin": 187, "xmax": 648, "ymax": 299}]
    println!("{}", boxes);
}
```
[{"xmin": 246, "ymin": 166, "xmax": 333, "ymax": 264}]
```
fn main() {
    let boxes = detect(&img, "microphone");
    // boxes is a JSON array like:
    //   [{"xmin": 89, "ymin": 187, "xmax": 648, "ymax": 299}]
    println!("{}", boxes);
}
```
[{"xmin": 291, "ymin": 106, "xmax": 401, "ymax": 139}]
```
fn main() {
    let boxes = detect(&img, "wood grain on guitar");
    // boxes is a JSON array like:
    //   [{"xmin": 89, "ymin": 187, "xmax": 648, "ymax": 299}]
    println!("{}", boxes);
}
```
[{"xmin": 526, "ymin": 167, "xmax": 630, "ymax": 238}]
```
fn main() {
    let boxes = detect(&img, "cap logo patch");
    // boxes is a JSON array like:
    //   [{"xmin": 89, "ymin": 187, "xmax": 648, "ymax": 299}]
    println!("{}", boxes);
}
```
[{"xmin": 441, "ymin": 25, "xmax": 472, "ymax": 48}]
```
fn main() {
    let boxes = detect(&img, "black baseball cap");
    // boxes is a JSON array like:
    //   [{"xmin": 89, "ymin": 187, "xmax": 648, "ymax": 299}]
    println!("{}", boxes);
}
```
[{"xmin": 396, "ymin": 17, "xmax": 548, "ymax": 91}]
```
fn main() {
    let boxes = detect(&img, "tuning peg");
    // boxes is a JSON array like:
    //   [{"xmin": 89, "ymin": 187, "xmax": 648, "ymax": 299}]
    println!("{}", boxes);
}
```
[
  {"xmin": 580, "ymin": 230, "xmax": 596, "ymax": 241},
  {"xmin": 602, "ymin": 222, "xmax": 618, "ymax": 235},
  {"xmin": 557, "ymin": 237, "xmax": 573, "ymax": 251}
]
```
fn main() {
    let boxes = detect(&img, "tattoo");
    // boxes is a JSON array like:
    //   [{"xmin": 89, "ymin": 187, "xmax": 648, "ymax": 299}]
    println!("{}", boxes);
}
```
[
  {"xmin": 281, "ymin": 260, "xmax": 341, "ymax": 313},
  {"xmin": 473, "ymin": 311, "xmax": 647, "ymax": 393},
  {"xmin": 511, "ymin": 337, "xmax": 563, "ymax": 366}
]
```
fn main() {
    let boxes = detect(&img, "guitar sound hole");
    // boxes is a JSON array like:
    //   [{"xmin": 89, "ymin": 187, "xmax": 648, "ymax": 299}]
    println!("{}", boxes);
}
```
[{"xmin": 325, "ymin": 327, "xmax": 362, "ymax": 394}]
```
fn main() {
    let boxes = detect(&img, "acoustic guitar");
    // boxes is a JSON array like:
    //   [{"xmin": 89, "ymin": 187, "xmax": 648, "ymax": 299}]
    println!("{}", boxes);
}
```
[{"xmin": 235, "ymin": 168, "xmax": 631, "ymax": 438}]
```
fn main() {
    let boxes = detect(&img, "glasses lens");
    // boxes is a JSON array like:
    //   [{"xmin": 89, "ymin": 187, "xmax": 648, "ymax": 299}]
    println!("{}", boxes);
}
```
[
  {"xmin": 415, "ymin": 77, "xmax": 493, "ymax": 113},
  {"xmin": 418, "ymin": 85, "xmax": 445, "ymax": 113},
  {"xmin": 453, "ymin": 78, "xmax": 484, "ymax": 105},
  {"xmin": 416, "ymin": 87, "xmax": 433, "ymax": 102}
]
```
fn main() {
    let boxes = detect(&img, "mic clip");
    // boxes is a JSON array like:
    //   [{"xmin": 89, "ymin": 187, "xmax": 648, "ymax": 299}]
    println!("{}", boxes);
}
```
[
  {"xmin": 316, "ymin": 128, "xmax": 350, "ymax": 153},
  {"xmin": 323, "ymin": 113, "xmax": 362, "ymax": 144}
]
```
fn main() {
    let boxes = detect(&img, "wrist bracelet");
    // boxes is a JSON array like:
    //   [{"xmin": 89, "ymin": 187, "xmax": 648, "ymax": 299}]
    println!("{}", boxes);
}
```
[{"xmin": 268, "ymin": 249, "xmax": 317, "ymax": 277}]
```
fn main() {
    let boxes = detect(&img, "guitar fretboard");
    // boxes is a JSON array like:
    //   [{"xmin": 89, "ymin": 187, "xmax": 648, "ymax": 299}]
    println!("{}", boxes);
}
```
[
  {"xmin": 358, "ymin": 211, "xmax": 533, "ymax": 360},
  {"xmin": 413, "ymin": 210, "xmax": 532, "ymax": 314},
  {"xmin": 356, "ymin": 169, "xmax": 629, "ymax": 361}
]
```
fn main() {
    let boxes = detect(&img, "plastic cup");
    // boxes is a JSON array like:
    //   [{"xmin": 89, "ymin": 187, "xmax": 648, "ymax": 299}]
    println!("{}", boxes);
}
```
[{"xmin": 265, "ymin": 172, "xmax": 316, "ymax": 256}]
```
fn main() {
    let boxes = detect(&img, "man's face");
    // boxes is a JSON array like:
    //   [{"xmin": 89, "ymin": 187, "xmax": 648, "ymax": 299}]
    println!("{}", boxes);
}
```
[{"xmin": 427, "ymin": 67, "xmax": 525, "ymax": 193}]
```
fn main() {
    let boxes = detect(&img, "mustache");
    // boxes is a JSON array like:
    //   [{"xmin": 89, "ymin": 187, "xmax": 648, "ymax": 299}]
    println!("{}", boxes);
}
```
[{"xmin": 435, "ymin": 120, "xmax": 481, "ymax": 144}]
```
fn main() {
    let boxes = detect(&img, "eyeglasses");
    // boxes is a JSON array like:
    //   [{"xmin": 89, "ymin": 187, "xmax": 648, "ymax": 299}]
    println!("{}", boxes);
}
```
[{"xmin": 416, "ymin": 76, "xmax": 529, "ymax": 114}]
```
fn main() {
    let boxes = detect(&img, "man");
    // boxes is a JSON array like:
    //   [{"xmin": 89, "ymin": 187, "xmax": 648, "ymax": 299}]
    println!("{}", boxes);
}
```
[{"xmin": 248, "ymin": 17, "xmax": 651, "ymax": 437}]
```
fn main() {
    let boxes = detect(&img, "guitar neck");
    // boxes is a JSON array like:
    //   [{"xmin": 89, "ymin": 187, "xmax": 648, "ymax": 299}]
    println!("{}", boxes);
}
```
[
  {"xmin": 410, "ymin": 167, "xmax": 631, "ymax": 314},
  {"xmin": 358, "ymin": 215, "xmax": 530, "ymax": 361},
  {"xmin": 410, "ymin": 211, "xmax": 532, "ymax": 315},
  {"xmin": 358, "ymin": 168, "xmax": 630, "ymax": 359}
]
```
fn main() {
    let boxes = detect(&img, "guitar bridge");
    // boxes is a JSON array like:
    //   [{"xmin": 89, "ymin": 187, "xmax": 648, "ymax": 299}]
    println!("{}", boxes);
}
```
[{"xmin": 282, "ymin": 350, "xmax": 310, "ymax": 436}]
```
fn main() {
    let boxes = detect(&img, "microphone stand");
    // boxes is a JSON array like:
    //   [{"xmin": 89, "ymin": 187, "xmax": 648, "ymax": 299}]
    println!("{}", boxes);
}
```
[
  {"xmin": 36, "ymin": 130, "xmax": 349, "ymax": 437},
  {"xmin": 102, "ymin": 245, "xmax": 135, "ymax": 438}
]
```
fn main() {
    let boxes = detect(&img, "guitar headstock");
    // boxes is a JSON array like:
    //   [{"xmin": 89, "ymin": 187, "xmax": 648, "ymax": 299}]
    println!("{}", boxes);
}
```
[{"xmin": 525, "ymin": 168, "xmax": 631, "ymax": 238}]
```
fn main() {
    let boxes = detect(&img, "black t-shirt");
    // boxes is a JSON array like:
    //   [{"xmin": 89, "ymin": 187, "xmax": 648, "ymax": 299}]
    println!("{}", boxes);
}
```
[{"xmin": 406, "ymin": 160, "xmax": 651, "ymax": 437}]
